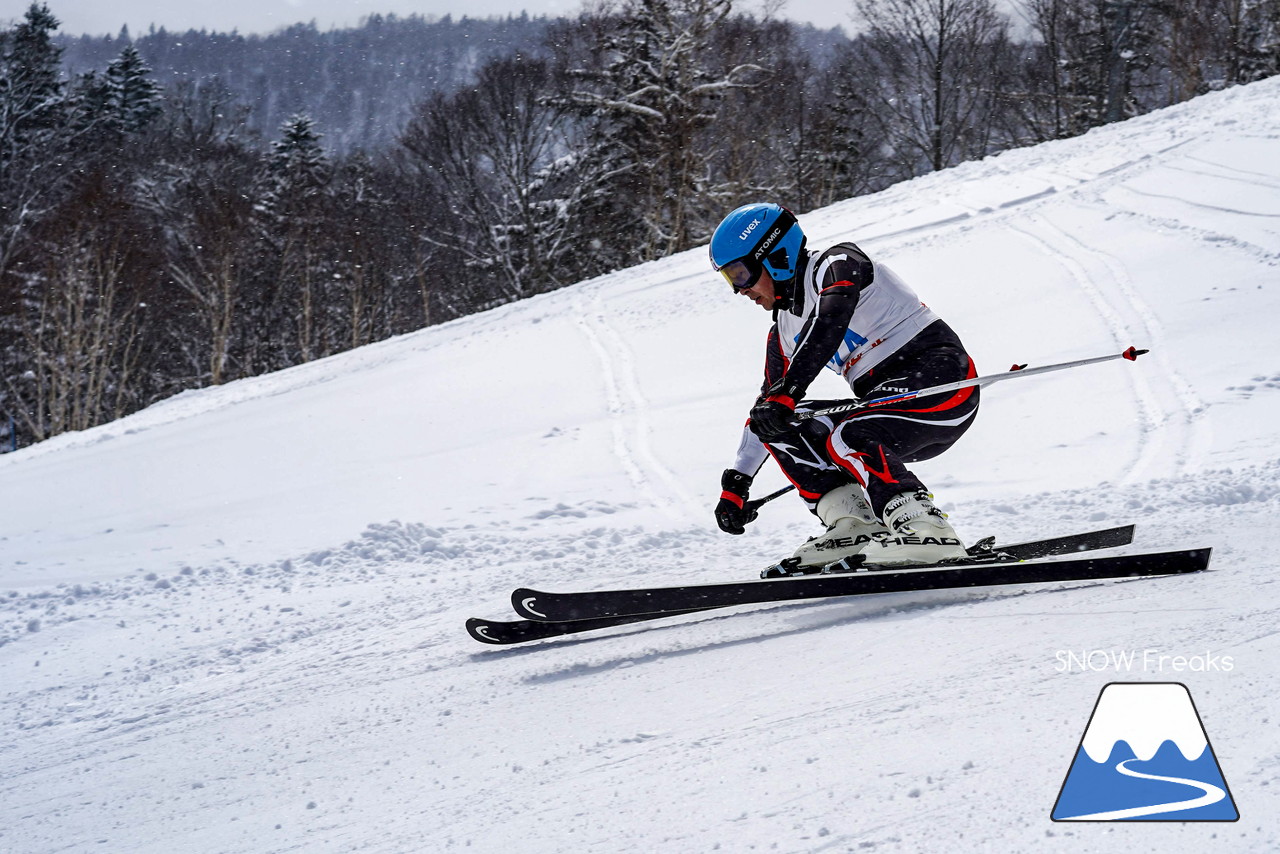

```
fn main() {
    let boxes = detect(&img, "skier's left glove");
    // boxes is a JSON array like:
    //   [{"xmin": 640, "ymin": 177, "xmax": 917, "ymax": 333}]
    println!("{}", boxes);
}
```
[
  {"xmin": 749, "ymin": 380, "xmax": 802, "ymax": 442},
  {"xmin": 715, "ymin": 469, "xmax": 754, "ymax": 535}
]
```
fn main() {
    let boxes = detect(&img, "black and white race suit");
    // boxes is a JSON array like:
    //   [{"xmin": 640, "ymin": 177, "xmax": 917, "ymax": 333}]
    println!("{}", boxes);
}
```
[{"xmin": 729, "ymin": 242, "xmax": 980, "ymax": 519}]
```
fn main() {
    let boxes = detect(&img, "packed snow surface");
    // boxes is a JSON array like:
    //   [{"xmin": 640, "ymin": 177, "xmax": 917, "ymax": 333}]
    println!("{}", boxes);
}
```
[{"xmin": 4, "ymin": 78, "xmax": 1280, "ymax": 852}]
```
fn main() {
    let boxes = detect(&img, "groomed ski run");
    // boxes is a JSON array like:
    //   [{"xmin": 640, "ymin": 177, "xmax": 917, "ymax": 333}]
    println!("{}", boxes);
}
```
[{"xmin": 4, "ymin": 77, "xmax": 1280, "ymax": 853}]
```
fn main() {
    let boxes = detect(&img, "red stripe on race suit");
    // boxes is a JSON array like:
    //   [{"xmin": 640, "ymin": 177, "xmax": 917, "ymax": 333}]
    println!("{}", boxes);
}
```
[
  {"xmin": 826, "ymin": 439, "xmax": 899, "ymax": 487},
  {"xmin": 867, "ymin": 357, "xmax": 978, "ymax": 415},
  {"xmin": 819, "ymin": 280, "xmax": 858, "ymax": 296},
  {"xmin": 763, "ymin": 444, "xmax": 824, "ymax": 501}
]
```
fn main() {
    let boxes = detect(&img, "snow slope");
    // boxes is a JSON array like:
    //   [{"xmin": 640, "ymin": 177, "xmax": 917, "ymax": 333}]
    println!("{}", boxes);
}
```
[{"xmin": 3, "ymin": 77, "xmax": 1280, "ymax": 852}]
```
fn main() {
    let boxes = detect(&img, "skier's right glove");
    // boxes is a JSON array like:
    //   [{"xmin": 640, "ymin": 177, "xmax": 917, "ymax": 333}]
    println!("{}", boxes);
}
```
[
  {"xmin": 715, "ymin": 469, "xmax": 755, "ymax": 535},
  {"xmin": 749, "ymin": 378, "xmax": 803, "ymax": 442}
]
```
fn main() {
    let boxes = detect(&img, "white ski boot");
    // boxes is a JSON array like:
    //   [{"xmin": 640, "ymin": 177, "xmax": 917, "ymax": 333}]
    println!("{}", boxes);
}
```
[
  {"xmin": 864, "ymin": 489, "xmax": 968, "ymax": 566},
  {"xmin": 790, "ymin": 484, "xmax": 893, "ymax": 569}
]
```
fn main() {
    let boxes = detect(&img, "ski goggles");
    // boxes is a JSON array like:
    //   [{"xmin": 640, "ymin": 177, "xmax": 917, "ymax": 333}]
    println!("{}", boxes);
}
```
[{"xmin": 715, "ymin": 256, "xmax": 764, "ymax": 292}]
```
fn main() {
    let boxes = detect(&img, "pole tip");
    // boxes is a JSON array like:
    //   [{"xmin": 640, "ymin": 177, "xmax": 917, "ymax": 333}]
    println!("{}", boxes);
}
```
[{"xmin": 1122, "ymin": 347, "xmax": 1149, "ymax": 361}]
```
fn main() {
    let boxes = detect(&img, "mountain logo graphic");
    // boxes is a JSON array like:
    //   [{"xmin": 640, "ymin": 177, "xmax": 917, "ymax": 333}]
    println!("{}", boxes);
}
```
[{"xmin": 1051, "ymin": 682, "xmax": 1239, "ymax": 821}]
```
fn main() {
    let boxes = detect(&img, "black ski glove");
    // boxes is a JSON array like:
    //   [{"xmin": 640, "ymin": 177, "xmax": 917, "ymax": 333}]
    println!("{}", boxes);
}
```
[
  {"xmin": 749, "ymin": 379, "xmax": 803, "ymax": 442},
  {"xmin": 715, "ymin": 469, "xmax": 754, "ymax": 535}
]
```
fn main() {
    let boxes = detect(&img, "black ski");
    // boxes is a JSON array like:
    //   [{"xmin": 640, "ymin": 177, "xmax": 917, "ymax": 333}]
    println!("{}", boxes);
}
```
[
  {"xmin": 511, "ymin": 547, "xmax": 1211, "ymax": 622},
  {"xmin": 466, "ymin": 525, "xmax": 1148, "ymax": 645},
  {"xmin": 993, "ymin": 523, "xmax": 1133, "ymax": 559},
  {"xmin": 467, "ymin": 608, "xmax": 714, "ymax": 645}
]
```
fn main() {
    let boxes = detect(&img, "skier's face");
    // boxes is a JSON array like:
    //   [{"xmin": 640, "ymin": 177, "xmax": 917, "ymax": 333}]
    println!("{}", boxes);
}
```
[{"xmin": 737, "ymin": 268, "xmax": 777, "ymax": 311}]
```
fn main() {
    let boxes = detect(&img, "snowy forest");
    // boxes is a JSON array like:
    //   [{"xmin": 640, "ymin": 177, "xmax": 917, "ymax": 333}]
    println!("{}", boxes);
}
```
[{"xmin": 1, "ymin": 0, "xmax": 1278, "ymax": 451}]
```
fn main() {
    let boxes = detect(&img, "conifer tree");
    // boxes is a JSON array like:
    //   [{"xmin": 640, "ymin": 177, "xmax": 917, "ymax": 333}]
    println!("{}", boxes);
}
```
[
  {"xmin": 104, "ymin": 45, "xmax": 161, "ymax": 134},
  {"xmin": 551, "ymin": 0, "xmax": 763, "ymax": 260},
  {"xmin": 0, "ymin": 2, "xmax": 65, "ymax": 164},
  {"xmin": 262, "ymin": 114, "xmax": 329, "ymax": 220},
  {"xmin": 258, "ymin": 114, "xmax": 335, "ymax": 363},
  {"xmin": 0, "ymin": 3, "xmax": 67, "ymax": 271}
]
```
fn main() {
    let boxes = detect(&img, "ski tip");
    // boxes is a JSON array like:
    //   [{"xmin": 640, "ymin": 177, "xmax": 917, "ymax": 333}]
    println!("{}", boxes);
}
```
[
  {"xmin": 510, "ymin": 588, "xmax": 550, "ymax": 620},
  {"xmin": 1122, "ymin": 346, "xmax": 1150, "ymax": 361},
  {"xmin": 1092, "ymin": 523, "xmax": 1137, "ymax": 549},
  {"xmin": 1160, "ymin": 546, "xmax": 1213, "ymax": 573},
  {"xmin": 466, "ymin": 618, "xmax": 506, "ymax": 645},
  {"xmin": 1105, "ymin": 523, "xmax": 1136, "ymax": 542}
]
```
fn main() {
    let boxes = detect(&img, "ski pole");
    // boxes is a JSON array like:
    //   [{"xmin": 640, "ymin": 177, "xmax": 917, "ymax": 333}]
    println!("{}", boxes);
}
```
[
  {"xmin": 798, "ymin": 345, "xmax": 1149, "ymax": 421},
  {"xmin": 743, "ymin": 484, "xmax": 795, "ymax": 522}
]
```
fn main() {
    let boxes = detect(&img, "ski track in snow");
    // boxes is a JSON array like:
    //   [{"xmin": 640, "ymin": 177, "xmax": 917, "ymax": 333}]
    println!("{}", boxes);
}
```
[
  {"xmin": 891, "ymin": 131, "xmax": 1234, "ymax": 487},
  {"xmin": 1178, "ymin": 148, "xmax": 1280, "ymax": 189},
  {"xmin": 572, "ymin": 285, "xmax": 699, "ymax": 522},
  {"xmin": 1113, "ymin": 180, "xmax": 1280, "ymax": 218},
  {"xmin": 855, "ymin": 143, "xmax": 1214, "ymax": 488},
  {"xmin": 1004, "ymin": 212, "xmax": 1203, "ymax": 484},
  {"xmin": 1036, "ymin": 211, "xmax": 1211, "ymax": 476}
]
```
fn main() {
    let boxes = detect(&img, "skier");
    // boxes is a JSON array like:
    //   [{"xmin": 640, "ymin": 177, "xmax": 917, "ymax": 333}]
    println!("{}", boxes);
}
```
[{"xmin": 710, "ymin": 202, "xmax": 981, "ymax": 567}]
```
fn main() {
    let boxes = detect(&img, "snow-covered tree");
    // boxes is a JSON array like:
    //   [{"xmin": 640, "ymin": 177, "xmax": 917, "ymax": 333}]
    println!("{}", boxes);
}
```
[
  {"xmin": 0, "ymin": 2, "xmax": 64, "ymax": 163},
  {"xmin": 260, "ymin": 113, "xmax": 329, "ymax": 225},
  {"xmin": 551, "ymin": 0, "xmax": 764, "ymax": 260},
  {"xmin": 1210, "ymin": 0, "xmax": 1280, "ymax": 84},
  {"xmin": 694, "ymin": 17, "xmax": 813, "ymax": 210},
  {"xmin": 792, "ymin": 45, "xmax": 894, "ymax": 205},
  {"xmin": 850, "ymin": 0, "xmax": 1015, "ymax": 175},
  {"xmin": 132, "ymin": 113, "xmax": 261, "ymax": 387},
  {"xmin": 400, "ymin": 53, "xmax": 602, "ymax": 313},
  {"xmin": 1026, "ymin": 0, "xmax": 1171, "ymax": 134},
  {"xmin": 104, "ymin": 45, "xmax": 162, "ymax": 134},
  {"xmin": 256, "ymin": 114, "xmax": 338, "ymax": 364},
  {"xmin": 0, "ymin": 2, "xmax": 67, "ymax": 272},
  {"xmin": 2, "ymin": 214, "xmax": 145, "ymax": 441}
]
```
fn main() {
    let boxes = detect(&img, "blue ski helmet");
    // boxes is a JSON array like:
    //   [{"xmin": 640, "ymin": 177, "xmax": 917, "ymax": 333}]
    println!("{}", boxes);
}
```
[{"xmin": 709, "ymin": 203, "xmax": 806, "ymax": 291}]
